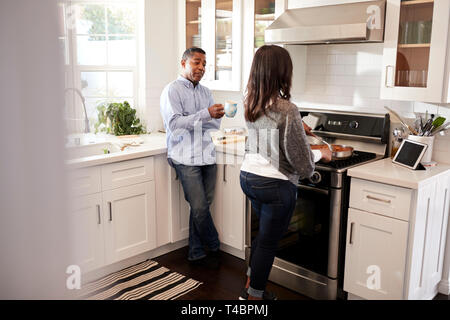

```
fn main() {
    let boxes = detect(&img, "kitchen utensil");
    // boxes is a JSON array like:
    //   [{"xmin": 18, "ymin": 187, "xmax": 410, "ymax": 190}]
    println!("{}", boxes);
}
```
[
  {"xmin": 384, "ymin": 106, "xmax": 419, "ymax": 135},
  {"xmin": 431, "ymin": 116, "xmax": 446, "ymax": 130},
  {"xmin": 331, "ymin": 145, "xmax": 354, "ymax": 159},
  {"xmin": 310, "ymin": 133, "xmax": 332, "ymax": 150},
  {"xmin": 421, "ymin": 118, "xmax": 433, "ymax": 136},
  {"xmin": 431, "ymin": 122, "xmax": 450, "ymax": 136}
]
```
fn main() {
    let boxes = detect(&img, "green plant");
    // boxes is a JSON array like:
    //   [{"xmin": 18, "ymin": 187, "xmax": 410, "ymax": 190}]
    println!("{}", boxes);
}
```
[{"xmin": 95, "ymin": 101, "xmax": 146, "ymax": 136}]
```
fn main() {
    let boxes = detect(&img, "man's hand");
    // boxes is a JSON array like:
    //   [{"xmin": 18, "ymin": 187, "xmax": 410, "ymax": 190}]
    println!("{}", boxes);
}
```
[
  {"xmin": 302, "ymin": 121, "xmax": 313, "ymax": 136},
  {"xmin": 208, "ymin": 104, "xmax": 225, "ymax": 119},
  {"xmin": 320, "ymin": 147, "xmax": 332, "ymax": 163}
]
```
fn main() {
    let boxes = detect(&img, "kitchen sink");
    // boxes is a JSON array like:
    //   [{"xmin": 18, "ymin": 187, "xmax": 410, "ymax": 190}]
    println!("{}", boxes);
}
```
[{"xmin": 66, "ymin": 142, "xmax": 121, "ymax": 160}]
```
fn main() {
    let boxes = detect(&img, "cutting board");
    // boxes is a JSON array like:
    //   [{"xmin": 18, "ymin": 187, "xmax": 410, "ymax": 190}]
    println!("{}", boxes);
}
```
[{"xmin": 215, "ymin": 135, "xmax": 246, "ymax": 144}]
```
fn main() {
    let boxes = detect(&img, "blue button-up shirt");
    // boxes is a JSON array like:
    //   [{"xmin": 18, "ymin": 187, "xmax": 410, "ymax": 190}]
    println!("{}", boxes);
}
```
[{"xmin": 160, "ymin": 76, "xmax": 221, "ymax": 166}]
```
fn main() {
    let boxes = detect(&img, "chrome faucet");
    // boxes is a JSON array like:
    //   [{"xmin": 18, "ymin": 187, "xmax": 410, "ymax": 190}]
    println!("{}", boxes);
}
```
[{"xmin": 64, "ymin": 87, "xmax": 90, "ymax": 133}]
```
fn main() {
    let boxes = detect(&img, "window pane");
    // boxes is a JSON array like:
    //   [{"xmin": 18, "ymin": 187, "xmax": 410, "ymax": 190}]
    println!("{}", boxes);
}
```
[
  {"xmin": 74, "ymin": 3, "xmax": 106, "ymax": 35},
  {"xmin": 107, "ymin": 3, "xmax": 137, "ymax": 34},
  {"xmin": 81, "ymin": 72, "xmax": 107, "ymax": 97},
  {"xmin": 108, "ymin": 72, "xmax": 133, "ymax": 97},
  {"xmin": 85, "ymin": 98, "xmax": 107, "ymax": 128},
  {"xmin": 255, "ymin": 0, "xmax": 275, "ymax": 49},
  {"xmin": 108, "ymin": 36, "xmax": 136, "ymax": 66},
  {"xmin": 77, "ymin": 35, "xmax": 107, "ymax": 65},
  {"xmin": 215, "ymin": 0, "xmax": 233, "ymax": 81}
]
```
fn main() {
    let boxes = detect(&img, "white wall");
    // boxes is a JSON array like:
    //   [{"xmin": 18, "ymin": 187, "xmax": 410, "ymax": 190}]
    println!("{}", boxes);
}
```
[
  {"xmin": 144, "ymin": 0, "xmax": 178, "ymax": 132},
  {"xmin": 0, "ymin": 0, "xmax": 71, "ymax": 299}
]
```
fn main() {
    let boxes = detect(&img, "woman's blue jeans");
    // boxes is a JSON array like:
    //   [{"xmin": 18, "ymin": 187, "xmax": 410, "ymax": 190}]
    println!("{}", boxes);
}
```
[
  {"xmin": 240, "ymin": 171, "xmax": 297, "ymax": 298},
  {"xmin": 169, "ymin": 158, "xmax": 220, "ymax": 261}
]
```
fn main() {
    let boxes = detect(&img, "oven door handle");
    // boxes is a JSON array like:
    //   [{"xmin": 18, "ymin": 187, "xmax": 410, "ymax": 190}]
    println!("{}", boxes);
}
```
[{"xmin": 296, "ymin": 184, "xmax": 329, "ymax": 195}]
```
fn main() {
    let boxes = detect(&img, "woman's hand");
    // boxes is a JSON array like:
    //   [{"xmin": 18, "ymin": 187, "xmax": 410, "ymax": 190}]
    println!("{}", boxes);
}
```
[
  {"xmin": 302, "ymin": 121, "xmax": 313, "ymax": 136},
  {"xmin": 320, "ymin": 148, "xmax": 332, "ymax": 163}
]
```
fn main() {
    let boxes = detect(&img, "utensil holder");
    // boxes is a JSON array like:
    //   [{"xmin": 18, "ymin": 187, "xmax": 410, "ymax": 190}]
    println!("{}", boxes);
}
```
[{"xmin": 407, "ymin": 135, "xmax": 435, "ymax": 163}]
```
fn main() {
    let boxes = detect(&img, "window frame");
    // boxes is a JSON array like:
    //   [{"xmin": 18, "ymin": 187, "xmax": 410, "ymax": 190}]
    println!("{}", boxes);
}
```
[{"xmin": 64, "ymin": 0, "xmax": 141, "ymax": 131}]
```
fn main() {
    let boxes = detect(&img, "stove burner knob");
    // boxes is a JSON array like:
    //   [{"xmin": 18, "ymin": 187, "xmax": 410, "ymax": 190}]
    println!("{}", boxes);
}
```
[
  {"xmin": 349, "ymin": 120, "xmax": 359, "ymax": 129},
  {"xmin": 309, "ymin": 171, "xmax": 322, "ymax": 184}
]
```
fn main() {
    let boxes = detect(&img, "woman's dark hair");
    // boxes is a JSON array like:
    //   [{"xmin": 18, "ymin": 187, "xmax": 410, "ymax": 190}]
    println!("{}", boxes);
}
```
[
  {"xmin": 182, "ymin": 47, "xmax": 206, "ymax": 61},
  {"xmin": 244, "ymin": 45, "xmax": 293, "ymax": 122}
]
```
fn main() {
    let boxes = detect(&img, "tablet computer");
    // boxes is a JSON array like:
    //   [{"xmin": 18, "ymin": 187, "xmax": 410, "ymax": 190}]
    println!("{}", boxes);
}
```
[{"xmin": 392, "ymin": 139, "xmax": 428, "ymax": 170}]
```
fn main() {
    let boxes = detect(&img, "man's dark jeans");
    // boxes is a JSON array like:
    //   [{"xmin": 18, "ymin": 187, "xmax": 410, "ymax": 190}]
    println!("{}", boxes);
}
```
[
  {"xmin": 240, "ymin": 171, "xmax": 297, "ymax": 298},
  {"xmin": 168, "ymin": 158, "xmax": 220, "ymax": 261}
]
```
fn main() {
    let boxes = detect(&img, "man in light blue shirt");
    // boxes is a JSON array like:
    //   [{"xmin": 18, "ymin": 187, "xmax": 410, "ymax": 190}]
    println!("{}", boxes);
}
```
[{"xmin": 160, "ymin": 47, "xmax": 225, "ymax": 268}]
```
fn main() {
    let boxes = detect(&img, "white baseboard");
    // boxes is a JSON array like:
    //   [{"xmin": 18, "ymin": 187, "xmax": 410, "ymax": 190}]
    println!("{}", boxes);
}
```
[
  {"xmin": 347, "ymin": 293, "xmax": 366, "ymax": 300},
  {"xmin": 439, "ymin": 279, "xmax": 450, "ymax": 295},
  {"xmin": 81, "ymin": 239, "xmax": 188, "ymax": 285},
  {"xmin": 219, "ymin": 243, "xmax": 245, "ymax": 260}
]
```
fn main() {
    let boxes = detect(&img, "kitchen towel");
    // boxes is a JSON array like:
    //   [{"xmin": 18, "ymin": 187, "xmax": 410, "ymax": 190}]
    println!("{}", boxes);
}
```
[{"xmin": 77, "ymin": 260, "xmax": 202, "ymax": 300}]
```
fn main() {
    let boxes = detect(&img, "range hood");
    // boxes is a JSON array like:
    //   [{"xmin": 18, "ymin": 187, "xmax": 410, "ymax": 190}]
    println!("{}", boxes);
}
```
[{"xmin": 265, "ymin": 0, "xmax": 386, "ymax": 45}]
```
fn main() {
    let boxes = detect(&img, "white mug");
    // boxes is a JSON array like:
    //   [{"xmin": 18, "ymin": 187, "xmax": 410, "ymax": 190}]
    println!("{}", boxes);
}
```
[{"xmin": 224, "ymin": 101, "xmax": 237, "ymax": 118}]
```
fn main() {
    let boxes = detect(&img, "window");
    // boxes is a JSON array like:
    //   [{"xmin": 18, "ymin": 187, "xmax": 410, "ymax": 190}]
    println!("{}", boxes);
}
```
[{"xmin": 62, "ymin": 0, "xmax": 141, "ymax": 133}]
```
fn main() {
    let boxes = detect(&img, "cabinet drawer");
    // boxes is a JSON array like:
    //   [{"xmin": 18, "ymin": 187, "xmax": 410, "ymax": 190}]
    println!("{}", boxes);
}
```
[
  {"xmin": 68, "ymin": 167, "xmax": 101, "ymax": 197},
  {"xmin": 349, "ymin": 178, "xmax": 413, "ymax": 221},
  {"xmin": 102, "ymin": 157, "xmax": 154, "ymax": 190}
]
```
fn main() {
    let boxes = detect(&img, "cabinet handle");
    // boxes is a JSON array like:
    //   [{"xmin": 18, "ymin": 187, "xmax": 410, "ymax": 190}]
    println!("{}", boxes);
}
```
[
  {"xmin": 108, "ymin": 201, "xmax": 112, "ymax": 221},
  {"xmin": 349, "ymin": 222, "xmax": 354, "ymax": 245},
  {"xmin": 97, "ymin": 205, "xmax": 101, "ymax": 224},
  {"xmin": 366, "ymin": 195, "xmax": 391, "ymax": 204},
  {"xmin": 223, "ymin": 165, "xmax": 227, "ymax": 182},
  {"xmin": 385, "ymin": 65, "xmax": 394, "ymax": 88}
]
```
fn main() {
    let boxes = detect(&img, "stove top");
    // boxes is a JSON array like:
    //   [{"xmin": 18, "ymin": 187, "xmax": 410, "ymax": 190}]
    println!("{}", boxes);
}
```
[{"xmin": 316, "ymin": 150, "xmax": 381, "ymax": 172}]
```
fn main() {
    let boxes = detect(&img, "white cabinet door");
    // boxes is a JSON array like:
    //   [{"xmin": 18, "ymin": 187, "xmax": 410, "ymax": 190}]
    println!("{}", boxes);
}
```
[
  {"xmin": 169, "ymin": 167, "xmax": 190, "ymax": 243},
  {"xmin": 69, "ymin": 193, "xmax": 105, "ymax": 273},
  {"xmin": 344, "ymin": 208, "xmax": 409, "ymax": 300},
  {"xmin": 103, "ymin": 182, "xmax": 156, "ymax": 264},
  {"xmin": 211, "ymin": 164, "xmax": 225, "ymax": 241},
  {"xmin": 406, "ymin": 182, "xmax": 434, "ymax": 299},
  {"xmin": 200, "ymin": 0, "xmax": 242, "ymax": 91},
  {"xmin": 419, "ymin": 176, "xmax": 450, "ymax": 299},
  {"xmin": 380, "ymin": 0, "xmax": 450, "ymax": 102},
  {"xmin": 212, "ymin": 163, "xmax": 245, "ymax": 251},
  {"xmin": 221, "ymin": 163, "xmax": 245, "ymax": 250}
]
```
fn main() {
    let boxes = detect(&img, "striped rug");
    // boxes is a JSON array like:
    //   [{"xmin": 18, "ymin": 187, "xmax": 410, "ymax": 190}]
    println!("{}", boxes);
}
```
[{"xmin": 78, "ymin": 260, "xmax": 202, "ymax": 300}]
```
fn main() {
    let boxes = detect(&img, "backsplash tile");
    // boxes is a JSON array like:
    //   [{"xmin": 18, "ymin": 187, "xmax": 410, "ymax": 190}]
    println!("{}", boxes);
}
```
[{"xmin": 294, "ymin": 43, "xmax": 414, "ymax": 115}]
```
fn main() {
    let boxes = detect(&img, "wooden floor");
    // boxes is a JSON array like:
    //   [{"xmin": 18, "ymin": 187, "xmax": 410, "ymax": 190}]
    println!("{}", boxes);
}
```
[
  {"xmin": 154, "ymin": 246, "xmax": 450, "ymax": 301},
  {"xmin": 153, "ymin": 246, "xmax": 312, "ymax": 300}
]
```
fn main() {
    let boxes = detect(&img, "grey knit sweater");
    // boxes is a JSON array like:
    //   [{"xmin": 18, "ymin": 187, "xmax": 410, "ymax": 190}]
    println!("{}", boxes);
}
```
[{"xmin": 245, "ymin": 99, "xmax": 315, "ymax": 185}]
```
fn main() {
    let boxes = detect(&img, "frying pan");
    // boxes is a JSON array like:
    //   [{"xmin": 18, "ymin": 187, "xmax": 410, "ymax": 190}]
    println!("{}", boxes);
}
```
[{"xmin": 308, "ymin": 135, "xmax": 354, "ymax": 160}]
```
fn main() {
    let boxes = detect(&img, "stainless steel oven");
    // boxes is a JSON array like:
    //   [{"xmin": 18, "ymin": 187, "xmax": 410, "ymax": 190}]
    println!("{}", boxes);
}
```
[{"xmin": 245, "ymin": 110, "xmax": 390, "ymax": 300}]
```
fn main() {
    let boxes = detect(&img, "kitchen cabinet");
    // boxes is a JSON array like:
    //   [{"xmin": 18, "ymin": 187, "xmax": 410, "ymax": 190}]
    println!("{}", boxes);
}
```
[
  {"xmin": 103, "ymin": 181, "xmax": 156, "ymax": 264},
  {"xmin": 344, "ymin": 172, "xmax": 450, "ymax": 300},
  {"xmin": 169, "ymin": 166, "xmax": 191, "ymax": 243},
  {"xmin": 69, "ymin": 193, "xmax": 105, "ymax": 273},
  {"xmin": 68, "ymin": 156, "xmax": 158, "ymax": 274},
  {"xmin": 380, "ymin": 0, "xmax": 450, "ymax": 103},
  {"xmin": 212, "ymin": 163, "xmax": 245, "ymax": 252},
  {"xmin": 178, "ymin": 0, "xmax": 242, "ymax": 91},
  {"xmin": 168, "ymin": 157, "xmax": 246, "ymax": 258},
  {"xmin": 242, "ymin": 0, "xmax": 276, "ymax": 89}
]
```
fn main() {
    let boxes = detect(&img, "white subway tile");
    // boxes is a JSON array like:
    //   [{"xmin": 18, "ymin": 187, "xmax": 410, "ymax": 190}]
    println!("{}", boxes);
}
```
[
  {"xmin": 308, "ymin": 54, "xmax": 328, "ymax": 65},
  {"xmin": 307, "ymin": 64, "xmax": 327, "ymax": 75},
  {"xmin": 327, "ymin": 55, "xmax": 337, "ymax": 65},
  {"xmin": 336, "ymin": 54, "xmax": 357, "ymax": 65},
  {"xmin": 308, "ymin": 45, "xmax": 328, "ymax": 55},
  {"xmin": 413, "ymin": 102, "xmax": 439, "ymax": 114},
  {"xmin": 328, "ymin": 65, "xmax": 346, "ymax": 76}
]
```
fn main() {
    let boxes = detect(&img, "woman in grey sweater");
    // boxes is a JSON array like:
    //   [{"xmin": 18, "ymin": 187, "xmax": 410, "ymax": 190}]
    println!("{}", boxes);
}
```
[{"xmin": 239, "ymin": 45, "xmax": 331, "ymax": 300}]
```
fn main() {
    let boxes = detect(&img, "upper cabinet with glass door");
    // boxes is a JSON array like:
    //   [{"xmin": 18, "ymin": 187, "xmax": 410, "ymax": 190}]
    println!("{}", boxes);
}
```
[
  {"xmin": 380, "ymin": 0, "xmax": 450, "ymax": 103},
  {"xmin": 201, "ymin": 0, "xmax": 242, "ymax": 91},
  {"xmin": 179, "ymin": 0, "xmax": 242, "ymax": 91}
]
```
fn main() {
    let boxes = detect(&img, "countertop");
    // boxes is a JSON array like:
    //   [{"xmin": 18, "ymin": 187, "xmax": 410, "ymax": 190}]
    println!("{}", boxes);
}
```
[
  {"xmin": 347, "ymin": 158, "xmax": 450, "ymax": 189},
  {"xmin": 66, "ymin": 131, "xmax": 246, "ymax": 169}
]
